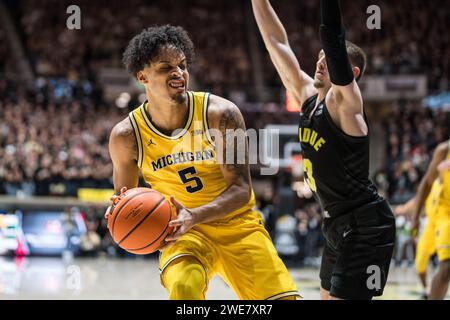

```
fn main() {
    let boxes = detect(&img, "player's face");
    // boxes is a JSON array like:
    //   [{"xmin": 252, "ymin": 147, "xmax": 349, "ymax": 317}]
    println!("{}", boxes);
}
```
[
  {"xmin": 314, "ymin": 50, "xmax": 331, "ymax": 89},
  {"xmin": 140, "ymin": 46, "xmax": 189, "ymax": 104}
]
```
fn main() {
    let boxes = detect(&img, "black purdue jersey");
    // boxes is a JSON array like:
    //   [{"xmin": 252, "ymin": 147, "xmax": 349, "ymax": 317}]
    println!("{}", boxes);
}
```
[{"xmin": 299, "ymin": 94, "xmax": 380, "ymax": 218}]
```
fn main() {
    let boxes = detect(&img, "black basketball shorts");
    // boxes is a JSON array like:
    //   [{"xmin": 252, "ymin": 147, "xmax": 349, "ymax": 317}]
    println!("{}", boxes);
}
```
[{"xmin": 319, "ymin": 199, "xmax": 396, "ymax": 300}]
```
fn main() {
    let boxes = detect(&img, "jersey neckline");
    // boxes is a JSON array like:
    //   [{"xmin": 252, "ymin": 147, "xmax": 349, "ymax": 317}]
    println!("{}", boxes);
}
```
[{"xmin": 139, "ymin": 91, "xmax": 194, "ymax": 140}]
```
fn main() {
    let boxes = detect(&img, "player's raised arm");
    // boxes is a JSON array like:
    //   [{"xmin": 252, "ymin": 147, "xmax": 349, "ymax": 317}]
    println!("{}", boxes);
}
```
[
  {"xmin": 108, "ymin": 118, "xmax": 140, "ymax": 194},
  {"xmin": 320, "ymin": 0, "xmax": 366, "ymax": 133},
  {"xmin": 251, "ymin": 0, "xmax": 316, "ymax": 106},
  {"xmin": 411, "ymin": 142, "xmax": 449, "ymax": 231}
]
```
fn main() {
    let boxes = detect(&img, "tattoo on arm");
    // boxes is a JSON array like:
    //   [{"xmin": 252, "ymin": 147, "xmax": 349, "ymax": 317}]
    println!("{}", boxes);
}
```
[
  {"xmin": 218, "ymin": 107, "xmax": 250, "ymax": 184},
  {"xmin": 116, "ymin": 121, "xmax": 138, "ymax": 162},
  {"xmin": 110, "ymin": 119, "xmax": 139, "ymax": 194}
]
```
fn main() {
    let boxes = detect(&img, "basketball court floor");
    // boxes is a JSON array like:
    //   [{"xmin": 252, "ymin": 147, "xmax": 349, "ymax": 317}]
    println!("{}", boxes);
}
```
[{"xmin": 0, "ymin": 256, "xmax": 448, "ymax": 300}]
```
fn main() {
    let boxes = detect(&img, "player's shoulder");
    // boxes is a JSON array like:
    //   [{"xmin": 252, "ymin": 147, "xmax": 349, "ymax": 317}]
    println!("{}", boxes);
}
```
[
  {"xmin": 435, "ymin": 141, "xmax": 450, "ymax": 156},
  {"xmin": 206, "ymin": 94, "xmax": 244, "ymax": 129},
  {"xmin": 207, "ymin": 94, "xmax": 240, "ymax": 114},
  {"xmin": 110, "ymin": 117, "xmax": 135, "ymax": 144}
]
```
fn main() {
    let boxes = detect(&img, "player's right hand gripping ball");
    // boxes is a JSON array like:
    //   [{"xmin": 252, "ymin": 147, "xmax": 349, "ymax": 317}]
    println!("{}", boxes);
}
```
[{"xmin": 107, "ymin": 187, "xmax": 176, "ymax": 254}]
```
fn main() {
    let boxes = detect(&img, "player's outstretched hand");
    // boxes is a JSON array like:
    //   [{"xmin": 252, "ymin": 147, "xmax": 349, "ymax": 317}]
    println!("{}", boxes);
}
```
[
  {"xmin": 162, "ymin": 196, "xmax": 195, "ymax": 247},
  {"xmin": 394, "ymin": 197, "xmax": 416, "ymax": 216},
  {"xmin": 104, "ymin": 186, "xmax": 127, "ymax": 220},
  {"xmin": 410, "ymin": 217, "xmax": 420, "ymax": 238}
]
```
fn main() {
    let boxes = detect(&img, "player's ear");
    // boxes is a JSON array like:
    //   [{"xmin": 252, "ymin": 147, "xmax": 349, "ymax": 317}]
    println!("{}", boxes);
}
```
[
  {"xmin": 352, "ymin": 66, "xmax": 361, "ymax": 80},
  {"xmin": 137, "ymin": 70, "xmax": 148, "ymax": 84}
]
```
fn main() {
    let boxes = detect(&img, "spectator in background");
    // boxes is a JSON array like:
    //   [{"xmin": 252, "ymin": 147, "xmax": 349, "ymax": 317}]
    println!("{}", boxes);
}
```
[
  {"xmin": 0, "ymin": 79, "xmax": 121, "ymax": 197},
  {"xmin": 80, "ymin": 218, "xmax": 101, "ymax": 257},
  {"xmin": 377, "ymin": 101, "xmax": 449, "ymax": 203},
  {"xmin": 13, "ymin": 0, "xmax": 448, "ymax": 100},
  {"xmin": 293, "ymin": 202, "xmax": 324, "ymax": 267},
  {"xmin": 394, "ymin": 213, "xmax": 416, "ymax": 267}
]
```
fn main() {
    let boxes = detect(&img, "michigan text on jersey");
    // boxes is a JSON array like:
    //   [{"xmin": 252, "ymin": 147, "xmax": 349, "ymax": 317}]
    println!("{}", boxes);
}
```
[{"xmin": 151, "ymin": 149, "xmax": 215, "ymax": 171}]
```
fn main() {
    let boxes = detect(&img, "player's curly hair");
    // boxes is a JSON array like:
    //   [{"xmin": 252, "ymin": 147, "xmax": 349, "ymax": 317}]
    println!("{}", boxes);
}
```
[{"xmin": 122, "ymin": 25, "xmax": 195, "ymax": 77}]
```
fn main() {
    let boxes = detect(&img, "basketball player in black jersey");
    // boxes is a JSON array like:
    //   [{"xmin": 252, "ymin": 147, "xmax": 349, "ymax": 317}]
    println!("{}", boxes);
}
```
[{"xmin": 252, "ymin": 0, "xmax": 396, "ymax": 299}]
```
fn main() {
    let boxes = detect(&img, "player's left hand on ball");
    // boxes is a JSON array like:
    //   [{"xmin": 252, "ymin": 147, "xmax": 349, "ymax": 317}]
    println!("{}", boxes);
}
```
[
  {"xmin": 104, "ymin": 187, "xmax": 128, "ymax": 220},
  {"xmin": 164, "ymin": 196, "xmax": 195, "ymax": 243}
]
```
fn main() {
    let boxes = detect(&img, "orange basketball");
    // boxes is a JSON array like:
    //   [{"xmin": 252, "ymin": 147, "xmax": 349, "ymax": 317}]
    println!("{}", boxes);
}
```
[{"xmin": 107, "ymin": 187, "xmax": 176, "ymax": 254}]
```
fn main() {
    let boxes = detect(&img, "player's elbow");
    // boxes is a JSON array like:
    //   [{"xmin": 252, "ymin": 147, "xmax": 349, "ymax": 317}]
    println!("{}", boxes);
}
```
[{"xmin": 268, "ymin": 35, "xmax": 289, "ymax": 49}]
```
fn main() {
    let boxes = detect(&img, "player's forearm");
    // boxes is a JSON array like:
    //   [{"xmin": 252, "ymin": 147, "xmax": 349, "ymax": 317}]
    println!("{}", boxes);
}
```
[
  {"xmin": 413, "ymin": 179, "xmax": 433, "ymax": 221},
  {"xmin": 319, "ymin": 0, "xmax": 353, "ymax": 86},
  {"xmin": 190, "ymin": 182, "xmax": 252, "ymax": 224},
  {"xmin": 252, "ymin": 0, "xmax": 289, "ymax": 47},
  {"xmin": 252, "ymin": 0, "xmax": 313, "ymax": 104},
  {"xmin": 112, "ymin": 166, "xmax": 139, "ymax": 194},
  {"xmin": 321, "ymin": 0, "xmax": 343, "ymax": 28}
]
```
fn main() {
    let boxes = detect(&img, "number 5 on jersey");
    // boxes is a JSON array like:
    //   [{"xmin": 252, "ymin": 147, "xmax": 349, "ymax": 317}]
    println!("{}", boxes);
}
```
[
  {"xmin": 303, "ymin": 158, "xmax": 317, "ymax": 192},
  {"xmin": 178, "ymin": 167, "xmax": 204, "ymax": 193}
]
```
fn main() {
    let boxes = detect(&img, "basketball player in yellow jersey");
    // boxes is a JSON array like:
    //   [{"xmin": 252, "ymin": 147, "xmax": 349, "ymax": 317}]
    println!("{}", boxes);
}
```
[
  {"xmin": 396, "ymin": 181, "xmax": 441, "ymax": 298},
  {"xmin": 412, "ymin": 140, "xmax": 450, "ymax": 299},
  {"xmin": 106, "ymin": 25, "xmax": 300, "ymax": 300}
]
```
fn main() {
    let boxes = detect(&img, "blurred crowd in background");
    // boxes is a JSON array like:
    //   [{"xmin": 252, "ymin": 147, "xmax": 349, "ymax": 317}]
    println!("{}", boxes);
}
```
[
  {"xmin": 265, "ymin": 0, "xmax": 449, "ymax": 93},
  {"xmin": 375, "ymin": 101, "xmax": 450, "ymax": 204},
  {"xmin": 0, "ymin": 79, "xmax": 122, "ymax": 197},
  {"xmin": 16, "ymin": 0, "xmax": 251, "ymax": 95},
  {"xmin": 10, "ymin": 0, "xmax": 449, "ymax": 96},
  {"xmin": 0, "ymin": 27, "xmax": 12, "ymax": 75}
]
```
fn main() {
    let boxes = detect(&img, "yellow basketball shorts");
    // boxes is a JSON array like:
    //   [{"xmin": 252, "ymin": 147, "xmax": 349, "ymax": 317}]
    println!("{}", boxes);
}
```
[
  {"xmin": 435, "ymin": 205, "xmax": 450, "ymax": 262},
  {"xmin": 415, "ymin": 217, "xmax": 436, "ymax": 273},
  {"xmin": 159, "ymin": 210, "xmax": 300, "ymax": 300}
]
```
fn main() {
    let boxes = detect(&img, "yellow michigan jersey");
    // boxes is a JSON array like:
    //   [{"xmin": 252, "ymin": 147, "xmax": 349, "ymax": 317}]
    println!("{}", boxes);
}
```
[
  {"xmin": 434, "ymin": 140, "xmax": 450, "ymax": 262},
  {"xmin": 415, "ymin": 180, "xmax": 441, "ymax": 273},
  {"xmin": 129, "ymin": 91, "xmax": 299, "ymax": 300}
]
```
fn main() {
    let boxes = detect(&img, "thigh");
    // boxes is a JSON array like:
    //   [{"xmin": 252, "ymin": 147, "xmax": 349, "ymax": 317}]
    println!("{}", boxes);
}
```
[
  {"xmin": 329, "ymin": 236, "xmax": 381, "ymax": 299},
  {"xmin": 215, "ymin": 217, "xmax": 300, "ymax": 300},
  {"xmin": 416, "ymin": 221, "xmax": 436, "ymax": 272},
  {"xmin": 319, "ymin": 241, "xmax": 337, "ymax": 292},
  {"xmin": 435, "ymin": 207, "xmax": 450, "ymax": 262},
  {"xmin": 330, "ymin": 201, "xmax": 396, "ymax": 299}
]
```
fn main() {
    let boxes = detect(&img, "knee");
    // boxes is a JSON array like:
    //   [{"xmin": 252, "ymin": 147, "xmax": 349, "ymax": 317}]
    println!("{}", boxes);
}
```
[
  {"xmin": 320, "ymin": 287, "xmax": 330, "ymax": 300},
  {"xmin": 170, "ymin": 279, "xmax": 202, "ymax": 300},
  {"xmin": 166, "ymin": 260, "xmax": 207, "ymax": 300},
  {"xmin": 277, "ymin": 295, "xmax": 299, "ymax": 300}
]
